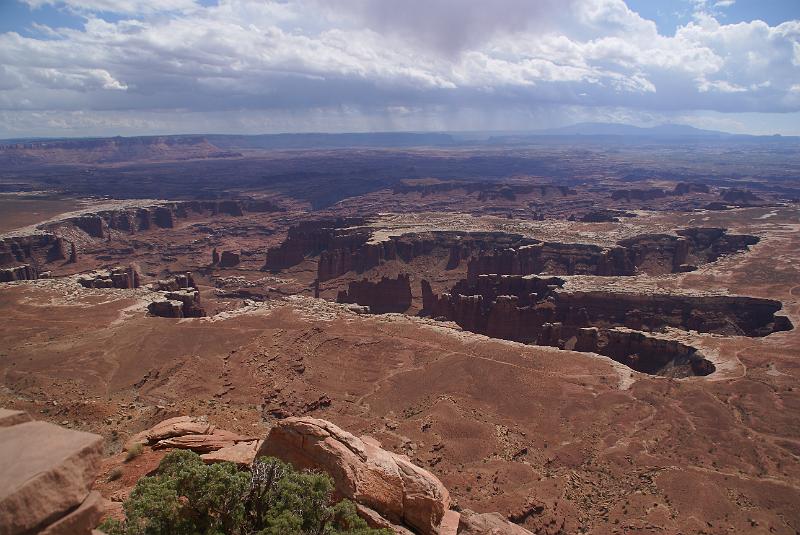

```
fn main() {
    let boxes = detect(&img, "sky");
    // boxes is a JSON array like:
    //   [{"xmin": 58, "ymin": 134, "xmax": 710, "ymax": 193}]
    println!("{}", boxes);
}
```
[{"xmin": 0, "ymin": 0, "xmax": 798, "ymax": 138}]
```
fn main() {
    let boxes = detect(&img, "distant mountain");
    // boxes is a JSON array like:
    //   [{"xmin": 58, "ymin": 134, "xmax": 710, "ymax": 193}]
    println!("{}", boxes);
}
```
[{"xmin": 530, "ymin": 122, "xmax": 736, "ymax": 138}]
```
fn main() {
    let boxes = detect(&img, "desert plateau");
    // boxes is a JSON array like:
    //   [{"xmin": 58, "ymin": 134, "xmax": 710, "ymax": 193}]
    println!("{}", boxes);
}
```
[{"xmin": 1, "ymin": 0, "xmax": 799, "ymax": 534}]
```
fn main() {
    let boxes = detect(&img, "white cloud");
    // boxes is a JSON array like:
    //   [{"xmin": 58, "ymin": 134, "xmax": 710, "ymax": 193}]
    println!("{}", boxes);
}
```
[
  {"xmin": 22, "ymin": 0, "xmax": 198, "ymax": 15},
  {"xmin": 0, "ymin": 0, "xmax": 798, "ymax": 136}
]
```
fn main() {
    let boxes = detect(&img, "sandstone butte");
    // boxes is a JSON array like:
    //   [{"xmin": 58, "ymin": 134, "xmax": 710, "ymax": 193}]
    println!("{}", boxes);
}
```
[{"xmin": 1, "ymin": 411, "xmax": 533, "ymax": 535}]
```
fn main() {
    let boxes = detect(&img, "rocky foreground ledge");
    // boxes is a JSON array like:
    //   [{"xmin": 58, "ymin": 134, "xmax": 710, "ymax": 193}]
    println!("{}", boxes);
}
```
[{"xmin": 0, "ymin": 411, "xmax": 530, "ymax": 535}]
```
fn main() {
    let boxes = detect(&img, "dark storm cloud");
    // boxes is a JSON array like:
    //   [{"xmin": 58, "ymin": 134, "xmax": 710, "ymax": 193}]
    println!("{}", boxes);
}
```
[{"xmin": 315, "ymin": 0, "xmax": 579, "ymax": 56}]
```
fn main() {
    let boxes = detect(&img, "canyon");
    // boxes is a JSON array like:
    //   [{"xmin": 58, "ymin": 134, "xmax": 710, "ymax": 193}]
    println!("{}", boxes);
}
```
[{"xmin": 0, "ymin": 137, "xmax": 798, "ymax": 534}]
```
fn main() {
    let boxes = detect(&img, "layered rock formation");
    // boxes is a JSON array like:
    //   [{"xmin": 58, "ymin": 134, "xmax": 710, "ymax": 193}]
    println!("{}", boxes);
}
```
[
  {"xmin": 125, "ymin": 415, "xmax": 261, "ymax": 466},
  {"xmin": 466, "ymin": 242, "xmax": 631, "ymax": 279},
  {"xmin": 148, "ymin": 289, "xmax": 205, "ymax": 318},
  {"xmin": 152, "ymin": 272, "xmax": 196, "ymax": 291},
  {"xmin": 265, "ymin": 223, "xmax": 758, "ymax": 286},
  {"xmin": 78, "ymin": 266, "xmax": 140, "ymax": 289},
  {"xmin": 0, "ymin": 263, "xmax": 37, "ymax": 282},
  {"xmin": 423, "ymin": 274, "xmax": 791, "ymax": 376},
  {"xmin": 556, "ymin": 290, "xmax": 791, "ymax": 337},
  {"xmin": 0, "ymin": 199, "xmax": 281, "ymax": 282},
  {"xmin": 468, "ymin": 227, "xmax": 759, "ymax": 279},
  {"xmin": 0, "ymin": 234, "xmax": 68, "ymax": 282},
  {"xmin": 319, "ymin": 231, "xmax": 537, "ymax": 281},
  {"xmin": 0, "ymin": 412, "xmax": 104, "ymax": 535},
  {"xmin": 49, "ymin": 200, "xmax": 276, "ymax": 238},
  {"xmin": 264, "ymin": 217, "xmax": 367, "ymax": 271},
  {"xmin": 337, "ymin": 274, "xmax": 413, "ymax": 313},
  {"xmin": 147, "ymin": 272, "xmax": 205, "ymax": 317}
]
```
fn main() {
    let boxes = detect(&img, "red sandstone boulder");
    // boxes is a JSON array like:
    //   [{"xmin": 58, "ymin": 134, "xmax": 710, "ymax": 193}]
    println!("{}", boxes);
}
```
[
  {"xmin": 257, "ymin": 417, "xmax": 450, "ymax": 535},
  {"xmin": 201, "ymin": 439, "xmax": 262, "ymax": 466},
  {"xmin": 153, "ymin": 429, "xmax": 253, "ymax": 453},
  {"xmin": 124, "ymin": 415, "xmax": 213, "ymax": 450},
  {"xmin": 39, "ymin": 491, "xmax": 104, "ymax": 535},
  {"xmin": 0, "ymin": 421, "xmax": 103, "ymax": 535},
  {"xmin": 356, "ymin": 504, "xmax": 415, "ymax": 535},
  {"xmin": 457, "ymin": 509, "xmax": 533, "ymax": 534}
]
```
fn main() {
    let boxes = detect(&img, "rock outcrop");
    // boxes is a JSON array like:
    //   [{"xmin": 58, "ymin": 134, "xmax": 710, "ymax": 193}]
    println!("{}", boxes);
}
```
[
  {"xmin": 337, "ymin": 274, "xmax": 413, "ymax": 313},
  {"xmin": 457, "ymin": 509, "xmax": 533, "ymax": 535},
  {"xmin": 148, "ymin": 289, "xmax": 205, "ymax": 318},
  {"xmin": 38, "ymin": 491, "xmax": 104, "ymax": 535},
  {"xmin": 152, "ymin": 272, "xmax": 196, "ymax": 292},
  {"xmin": 0, "ymin": 234, "xmax": 68, "ymax": 282},
  {"xmin": 258, "ymin": 417, "xmax": 451, "ymax": 535},
  {"xmin": 556, "ymin": 290, "xmax": 791, "ymax": 337},
  {"xmin": 0, "ymin": 408, "xmax": 32, "ymax": 427},
  {"xmin": 108, "ymin": 416, "xmax": 529, "ymax": 534},
  {"xmin": 78, "ymin": 266, "xmax": 140, "ymax": 289},
  {"xmin": 423, "ymin": 274, "xmax": 793, "ymax": 376},
  {"xmin": 264, "ymin": 218, "xmax": 367, "ymax": 271},
  {"xmin": 264, "ymin": 224, "xmax": 757, "ymax": 284},
  {"xmin": 468, "ymin": 227, "xmax": 758, "ymax": 279},
  {"xmin": 0, "ymin": 264, "xmax": 37, "ymax": 282},
  {"xmin": 0, "ymin": 413, "xmax": 104, "ymax": 535},
  {"xmin": 124, "ymin": 415, "xmax": 260, "ymax": 465},
  {"xmin": 0, "ymin": 199, "xmax": 280, "ymax": 280},
  {"xmin": 219, "ymin": 250, "xmax": 240, "ymax": 268},
  {"xmin": 147, "ymin": 272, "xmax": 206, "ymax": 317}
]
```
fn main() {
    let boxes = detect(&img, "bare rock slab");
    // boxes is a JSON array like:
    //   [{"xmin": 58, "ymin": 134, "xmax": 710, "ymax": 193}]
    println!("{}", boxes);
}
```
[
  {"xmin": 457, "ymin": 509, "xmax": 533, "ymax": 535},
  {"xmin": 0, "ymin": 409, "xmax": 31, "ymax": 428},
  {"xmin": 39, "ymin": 491, "xmax": 104, "ymax": 535},
  {"xmin": 200, "ymin": 439, "xmax": 261, "ymax": 466},
  {"xmin": 0, "ymin": 421, "xmax": 103, "ymax": 535}
]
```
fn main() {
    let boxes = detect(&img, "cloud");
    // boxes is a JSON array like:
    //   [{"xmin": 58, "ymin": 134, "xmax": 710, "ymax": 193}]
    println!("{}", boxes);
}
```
[
  {"xmin": 0, "ymin": 0, "xmax": 798, "ymax": 136},
  {"xmin": 21, "ymin": 0, "xmax": 198, "ymax": 15}
]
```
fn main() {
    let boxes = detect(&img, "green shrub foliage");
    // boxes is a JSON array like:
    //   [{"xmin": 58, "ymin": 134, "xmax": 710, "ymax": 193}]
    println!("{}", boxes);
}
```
[{"xmin": 100, "ymin": 450, "xmax": 390, "ymax": 535}]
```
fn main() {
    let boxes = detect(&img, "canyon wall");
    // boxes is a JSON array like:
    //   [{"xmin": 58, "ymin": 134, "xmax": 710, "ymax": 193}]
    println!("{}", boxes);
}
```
[
  {"xmin": 0, "ymin": 199, "xmax": 279, "ymax": 280},
  {"xmin": 336, "ymin": 274, "xmax": 413, "ymax": 313},
  {"xmin": 422, "ymin": 274, "xmax": 791, "ymax": 376},
  {"xmin": 0, "ymin": 234, "xmax": 68, "ymax": 281},
  {"xmin": 468, "ymin": 227, "xmax": 758, "ymax": 278},
  {"xmin": 264, "ymin": 217, "xmax": 367, "ymax": 271},
  {"xmin": 265, "ymin": 223, "xmax": 758, "ymax": 284}
]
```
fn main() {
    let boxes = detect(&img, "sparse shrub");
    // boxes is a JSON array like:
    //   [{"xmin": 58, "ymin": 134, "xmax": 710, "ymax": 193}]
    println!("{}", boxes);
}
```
[
  {"xmin": 125, "ymin": 442, "xmax": 144, "ymax": 462},
  {"xmin": 99, "ymin": 450, "xmax": 390, "ymax": 535},
  {"xmin": 107, "ymin": 467, "xmax": 124, "ymax": 482}
]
